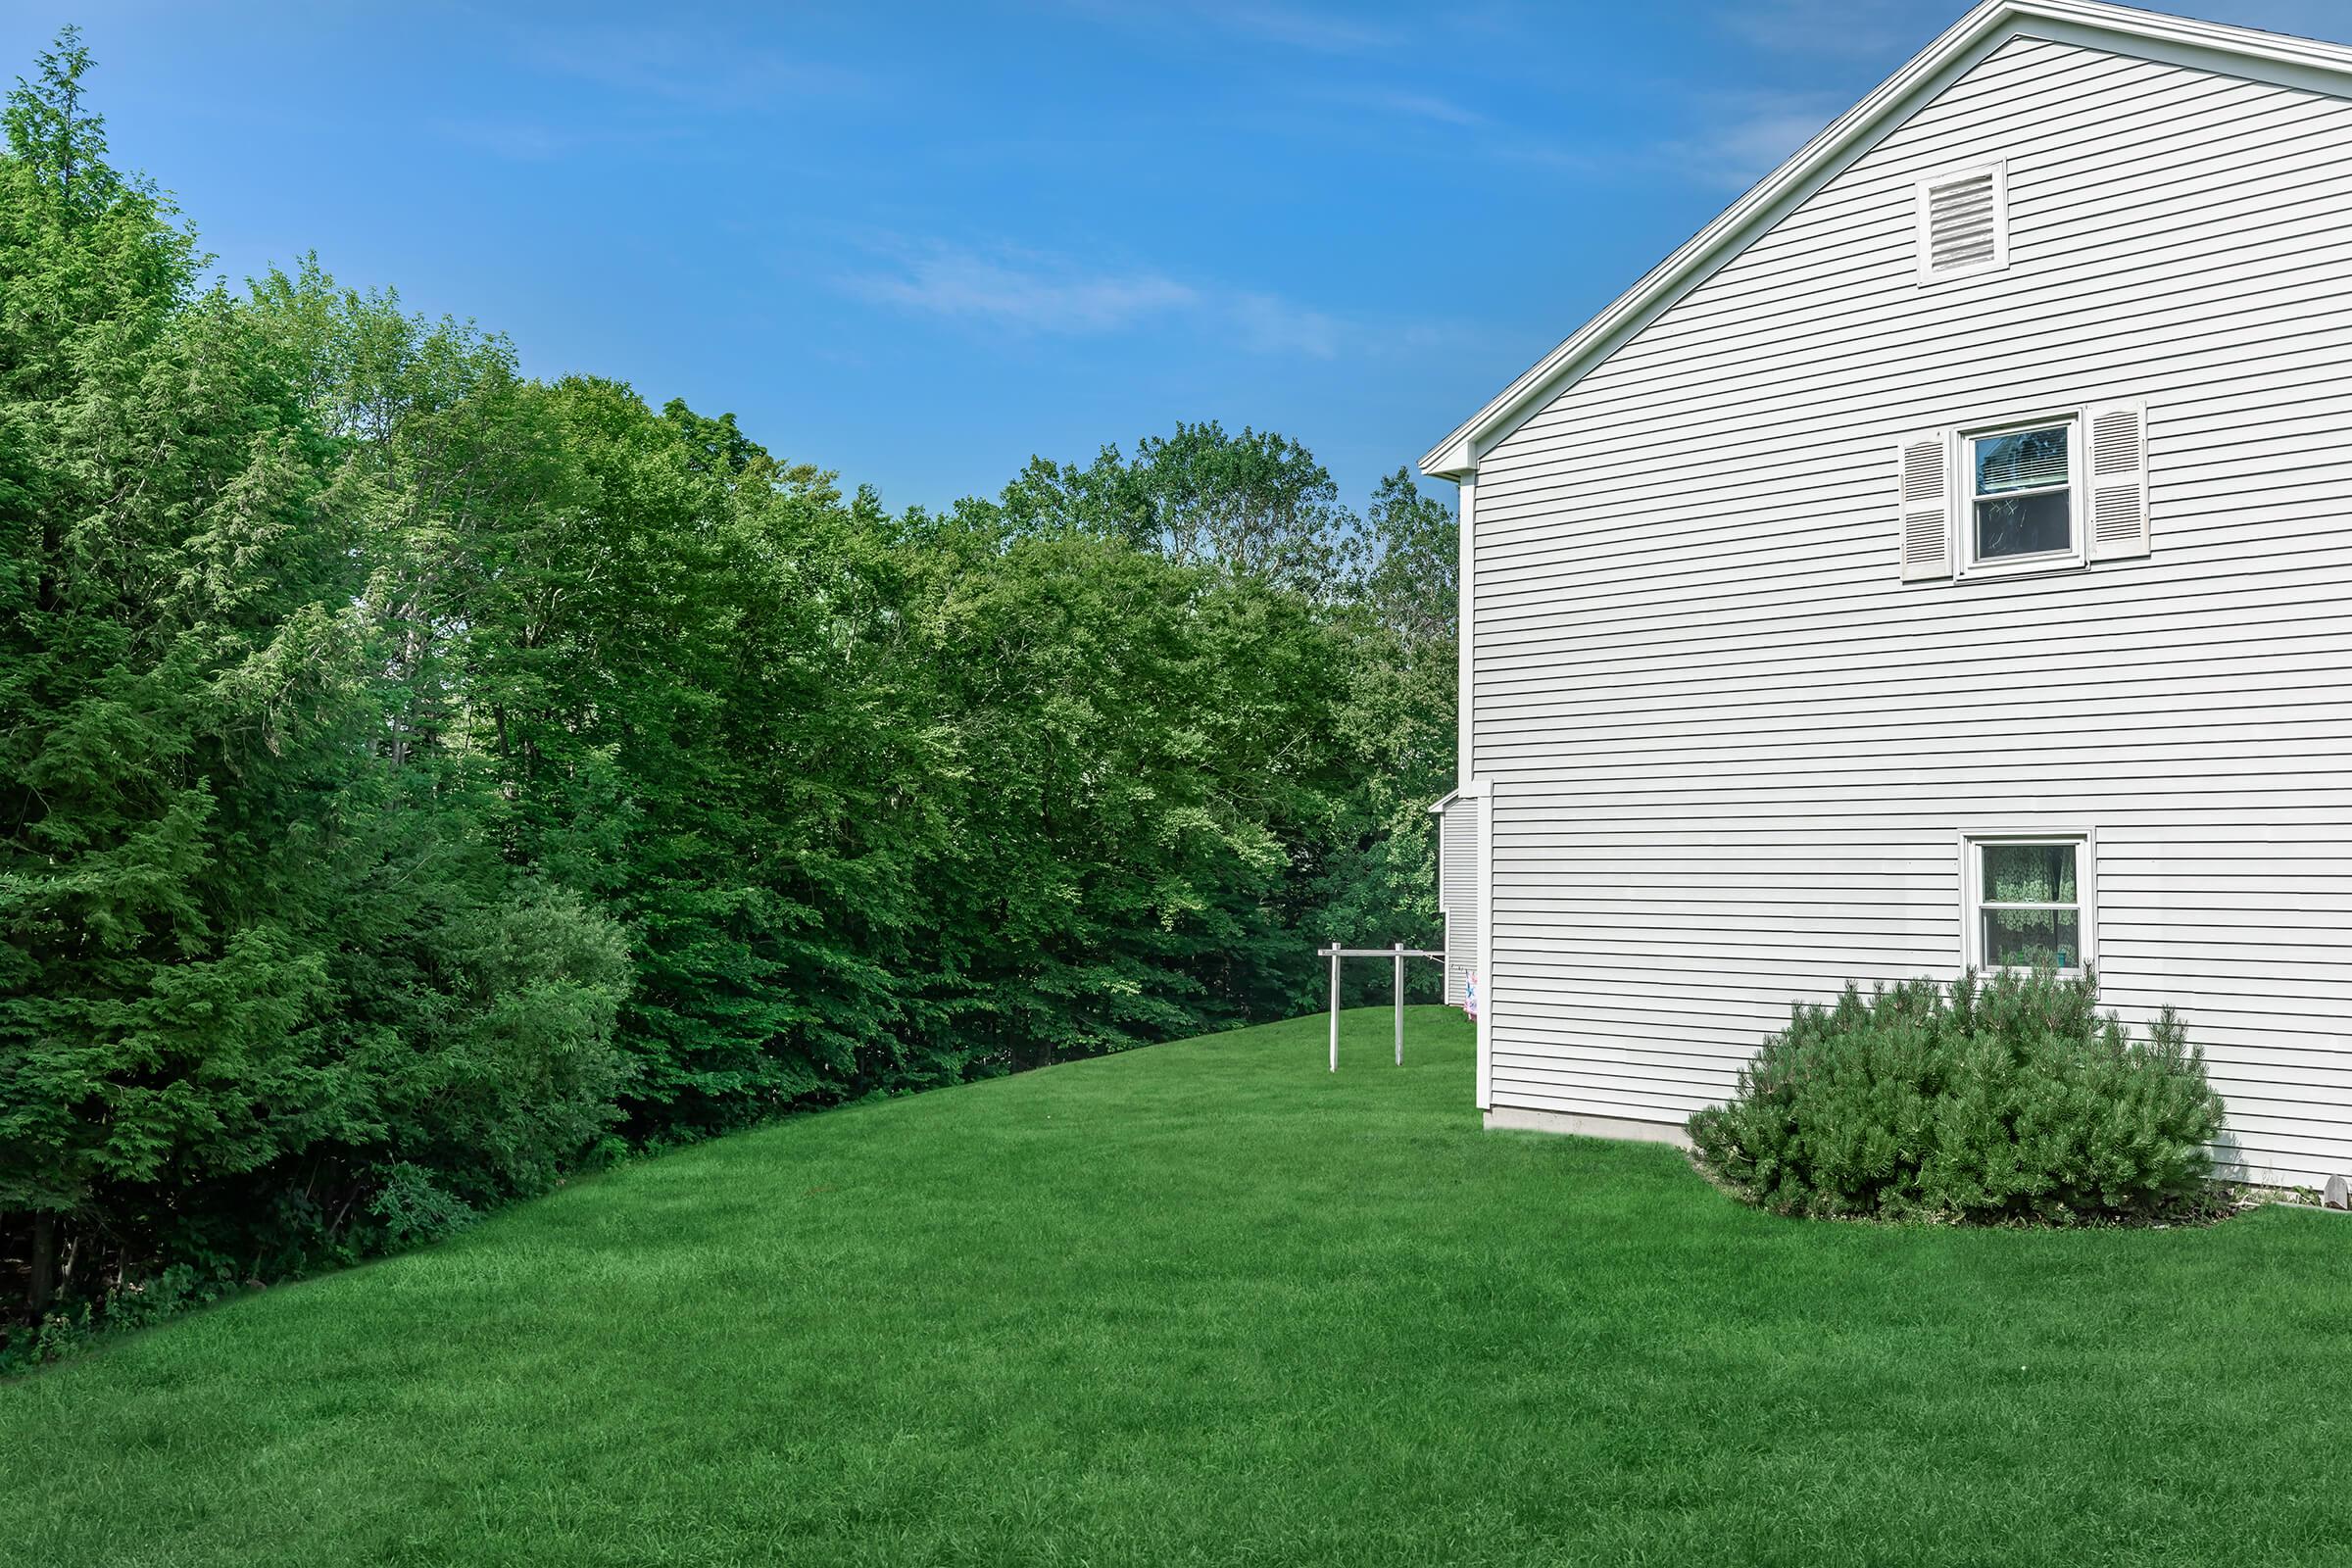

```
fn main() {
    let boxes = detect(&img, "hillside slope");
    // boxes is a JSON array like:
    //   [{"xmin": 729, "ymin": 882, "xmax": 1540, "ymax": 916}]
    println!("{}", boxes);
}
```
[{"xmin": 5, "ymin": 1007, "xmax": 2347, "ymax": 1567}]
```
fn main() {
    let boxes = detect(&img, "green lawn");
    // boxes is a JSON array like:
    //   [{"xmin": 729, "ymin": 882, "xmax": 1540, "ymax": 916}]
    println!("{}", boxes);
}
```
[{"xmin": 7, "ymin": 1007, "xmax": 2348, "ymax": 1566}]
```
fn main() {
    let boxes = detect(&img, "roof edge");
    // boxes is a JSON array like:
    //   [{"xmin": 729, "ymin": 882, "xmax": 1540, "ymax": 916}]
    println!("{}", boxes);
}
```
[{"xmin": 1418, "ymin": 0, "xmax": 2352, "ymax": 478}]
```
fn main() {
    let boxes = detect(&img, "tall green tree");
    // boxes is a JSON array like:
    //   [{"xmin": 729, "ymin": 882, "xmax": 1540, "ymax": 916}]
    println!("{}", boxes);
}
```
[
  {"xmin": 0, "ymin": 37, "xmax": 346, "ymax": 1310},
  {"xmin": 2, "ymin": 31, "xmax": 1460, "ymax": 1349},
  {"xmin": 2, "ymin": 57, "xmax": 632, "ymax": 1323},
  {"xmin": 1317, "ymin": 466, "xmax": 1458, "ymax": 988},
  {"xmin": 992, "ymin": 419, "xmax": 1358, "ymax": 596}
]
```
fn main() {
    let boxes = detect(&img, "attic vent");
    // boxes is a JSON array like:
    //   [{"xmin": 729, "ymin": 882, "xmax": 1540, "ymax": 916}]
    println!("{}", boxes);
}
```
[{"xmin": 1917, "ymin": 163, "xmax": 2008, "ymax": 280}]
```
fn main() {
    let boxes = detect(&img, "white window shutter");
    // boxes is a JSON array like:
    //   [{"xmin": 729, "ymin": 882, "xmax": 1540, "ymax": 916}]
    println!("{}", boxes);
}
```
[
  {"xmin": 1898, "ymin": 430, "xmax": 1952, "ymax": 582},
  {"xmin": 2085, "ymin": 402, "xmax": 2150, "ymax": 562}
]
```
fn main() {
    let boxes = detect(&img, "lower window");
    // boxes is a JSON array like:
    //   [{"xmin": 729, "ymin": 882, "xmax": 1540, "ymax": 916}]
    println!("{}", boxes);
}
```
[{"xmin": 1964, "ymin": 833, "xmax": 2092, "ymax": 974}]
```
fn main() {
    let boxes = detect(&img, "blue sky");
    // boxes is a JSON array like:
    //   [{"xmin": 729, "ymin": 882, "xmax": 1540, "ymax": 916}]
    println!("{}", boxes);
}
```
[{"xmin": 11, "ymin": 0, "xmax": 2350, "ymax": 514}]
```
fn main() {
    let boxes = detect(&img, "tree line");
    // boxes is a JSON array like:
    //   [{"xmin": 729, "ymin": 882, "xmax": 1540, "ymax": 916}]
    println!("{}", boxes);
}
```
[{"xmin": 0, "ymin": 35, "xmax": 1456, "ymax": 1346}]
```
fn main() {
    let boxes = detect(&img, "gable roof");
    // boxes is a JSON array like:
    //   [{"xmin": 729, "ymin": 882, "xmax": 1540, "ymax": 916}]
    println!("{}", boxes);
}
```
[{"xmin": 1420, "ymin": 0, "xmax": 2352, "ymax": 478}]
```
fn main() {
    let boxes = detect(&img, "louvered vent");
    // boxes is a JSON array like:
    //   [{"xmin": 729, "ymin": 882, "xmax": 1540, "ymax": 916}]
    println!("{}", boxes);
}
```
[
  {"xmin": 1918, "ymin": 165, "xmax": 2006, "ymax": 278},
  {"xmin": 1929, "ymin": 174, "xmax": 1996, "ymax": 267},
  {"xmin": 1439, "ymin": 795, "xmax": 1482, "ymax": 1008}
]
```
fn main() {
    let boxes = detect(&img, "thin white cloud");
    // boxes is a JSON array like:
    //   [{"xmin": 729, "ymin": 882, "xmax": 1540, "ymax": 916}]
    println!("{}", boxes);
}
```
[
  {"xmin": 506, "ymin": 19, "xmax": 872, "ymax": 108},
  {"xmin": 838, "ymin": 238, "xmax": 1363, "ymax": 359},
  {"xmin": 1319, "ymin": 86, "xmax": 1489, "ymax": 127},
  {"xmin": 433, "ymin": 118, "xmax": 585, "ymax": 162},
  {"xmin": 1222, "ymin": 5, "xmax": 1405, "ymax": 53},
  {"xmin": 1712, "ymin": 0, "xmax": 1951, "ymax": 60},
  {"xmin": 1229, "ymin": 292, "xmax": 1343, "ymax": 358},
  {"xmin": 842, "ymin": 243, "xmax": 1198, "ymax": 334},
  {"xmin": 1492, "ymin": 136, "xmax": 1609, "ymax": 178},
  {"xmin": 1487, "ymin": 93, "xmax": 1827, "ymax": 193},
  {"xmin": 432, "ymin": 117, "xmax": 682, "ymax": 162},
  {"xmin": 1054, "ymin": 0, "xmax": 1405, "ymax": 53},
  {"xmin": 1656, "ymin": 89, "xmax": 1840, "ymax": 191}
]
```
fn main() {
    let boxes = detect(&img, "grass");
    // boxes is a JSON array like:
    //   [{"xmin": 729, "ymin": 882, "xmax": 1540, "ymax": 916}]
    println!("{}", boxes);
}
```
[{"xmin": 6, "ymin": 1006, "xmax": 2349, "ymax": 1567}]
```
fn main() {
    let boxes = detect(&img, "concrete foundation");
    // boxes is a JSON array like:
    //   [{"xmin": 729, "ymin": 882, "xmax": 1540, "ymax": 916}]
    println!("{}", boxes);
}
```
[{"xmin": 1483, "ymin": 1105, "xmax": 1695, "ymax": 1150}]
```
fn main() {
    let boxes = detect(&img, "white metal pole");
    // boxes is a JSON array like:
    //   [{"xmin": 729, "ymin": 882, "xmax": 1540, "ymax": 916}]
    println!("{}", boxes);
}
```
[
  {"xmin": 1394, "ymin": 943, "xmax": 1404, "ymax": 1066},
  {"xmin": 1328, "ymin": 944, "xmax": 1340, "ymax": 1072}
]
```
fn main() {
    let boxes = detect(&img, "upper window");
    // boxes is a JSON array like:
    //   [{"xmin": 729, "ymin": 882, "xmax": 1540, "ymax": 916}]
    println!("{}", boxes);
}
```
[
  {"xmin": 1899, "ymin": 404, "xmax": 2147, "ymax": 584},
  {"xmin": 1916, "ymin": 163, "xmax": 2009, "ymax": 280},
  {"xmin": 1971, "ymin": 421, "xmax": 2074, "ymax": 563},
  {"xmin": 1966, "ymin": 835, "xmax": 2091, "ymax": 974}
]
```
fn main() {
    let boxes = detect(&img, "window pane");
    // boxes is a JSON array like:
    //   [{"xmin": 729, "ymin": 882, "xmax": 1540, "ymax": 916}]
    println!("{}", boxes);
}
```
[
  {"xmin": 1976, "ymin": 490, "xmax": 2071, "ymax": 558},
  {"xmin": 1982, "ymin": 907, "xmax": 2082, "ymax": 970},
  {"xmin": 1974, "ymin": 426, "xmax": 2069, "ymax": 494},
  {"xmin": 1983, "ymin": 843, "xmax": 2077, "ymax": 904}
]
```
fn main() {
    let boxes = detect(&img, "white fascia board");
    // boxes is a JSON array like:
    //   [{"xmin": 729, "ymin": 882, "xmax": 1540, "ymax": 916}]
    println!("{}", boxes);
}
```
[
  {"xmin": 1419, "ymin": 434, "xmax": 1476, "ymax": 482},
  {"xmin": 1416, "ymin": 0, "xmax": 2352, "ymax": 479},
  {"xmin": 1425, "ymin": 779, "xmax": 1491, "ymax": 814}
]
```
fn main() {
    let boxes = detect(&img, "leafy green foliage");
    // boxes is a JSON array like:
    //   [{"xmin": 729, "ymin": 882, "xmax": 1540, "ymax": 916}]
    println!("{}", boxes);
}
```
[
  {"xmin": 0, "ymin": 35, "xmax": 1457, "ymax": 1352},
  {"xmin": 1690, "ymin": 970, "xmax": 2229, "ymax": 1224},
  {"xmin": 367, "ymin": 1164, "xmax": 478, "ymax": 1248},
  {"xmin": 989, "ymin": 419, "xmax": 1358, "ymax": 595}
]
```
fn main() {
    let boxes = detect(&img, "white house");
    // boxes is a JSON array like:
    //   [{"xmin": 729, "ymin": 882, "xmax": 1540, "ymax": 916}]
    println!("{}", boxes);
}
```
[{"xmin": 1423, "ymin": 0, "xmax": 2352, "ymax": 1190}]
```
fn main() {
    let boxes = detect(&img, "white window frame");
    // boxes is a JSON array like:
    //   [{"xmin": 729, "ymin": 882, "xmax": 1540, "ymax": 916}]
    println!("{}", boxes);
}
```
[
  {"xmin": 1960, "ymin": 830, "xmax": 2096, "ymax": 976},
  {"xmin": 1956, "ymin": 412, "xmax": 2085, "ymax": 579},
  {"xmin": 1915, "ymin": 160, "xmax": 2010, "ymax": 283}
]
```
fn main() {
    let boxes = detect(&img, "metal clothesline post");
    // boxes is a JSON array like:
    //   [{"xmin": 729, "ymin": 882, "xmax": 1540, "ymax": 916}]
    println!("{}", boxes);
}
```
[
  {"xmin": 1393, "ymin": 943, "xmax": 1404, "ymax": 1066},
  {"xmin": 1317, "ymin": 944, "xmax": 1446, "ymax": 1072},
  {"xmin": 1329, "ymin": 942, "xmax": 1341, "ymax": 1073}
]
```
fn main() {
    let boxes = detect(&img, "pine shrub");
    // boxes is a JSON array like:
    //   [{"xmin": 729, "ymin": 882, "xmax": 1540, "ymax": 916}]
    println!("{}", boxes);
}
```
[{"xmin": 1689, "ymin": 970, "xmax": 2228, "ymax": 1224}]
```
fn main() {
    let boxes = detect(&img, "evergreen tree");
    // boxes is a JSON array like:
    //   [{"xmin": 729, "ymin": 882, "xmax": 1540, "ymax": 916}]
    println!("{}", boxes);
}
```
[{"xmin": 0, "ymin": 36, "xmax": 341, "ymax": 1311}]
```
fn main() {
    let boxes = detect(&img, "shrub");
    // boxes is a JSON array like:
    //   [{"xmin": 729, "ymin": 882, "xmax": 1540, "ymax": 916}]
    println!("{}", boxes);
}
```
[
  {"xmin": 1689, "ymin": 969, "xmax": 2227, "ymax": 1224},
  {"xmin": 368, "ymin": 1163, "xmax": 480, "ymax": 1248}
]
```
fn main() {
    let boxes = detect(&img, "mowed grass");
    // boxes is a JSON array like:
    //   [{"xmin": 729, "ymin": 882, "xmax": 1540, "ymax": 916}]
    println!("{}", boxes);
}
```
[{"xmin": 6, "ymin": 1008, "xmax": 2349, "ymax": 1567}]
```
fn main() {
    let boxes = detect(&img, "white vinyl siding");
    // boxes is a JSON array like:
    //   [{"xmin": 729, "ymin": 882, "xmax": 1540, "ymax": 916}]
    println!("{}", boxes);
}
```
[
  {"xmin": 1469, "ymin": 35, "xmax": 2352, "ymax": 1187},
  {"xmin": 1439, "ymin": 794, "xmax": 1482, "ymax": 1007}
]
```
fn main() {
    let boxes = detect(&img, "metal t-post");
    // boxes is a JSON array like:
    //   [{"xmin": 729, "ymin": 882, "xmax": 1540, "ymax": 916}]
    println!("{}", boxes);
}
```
[
  {"xmin": 1328, "ymin": 943, "xmax": 1340, "ymax": 1073},
  {"xmin": 1393, "ymin": 943, "xmax": 1404, "ymax": 1065}
]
